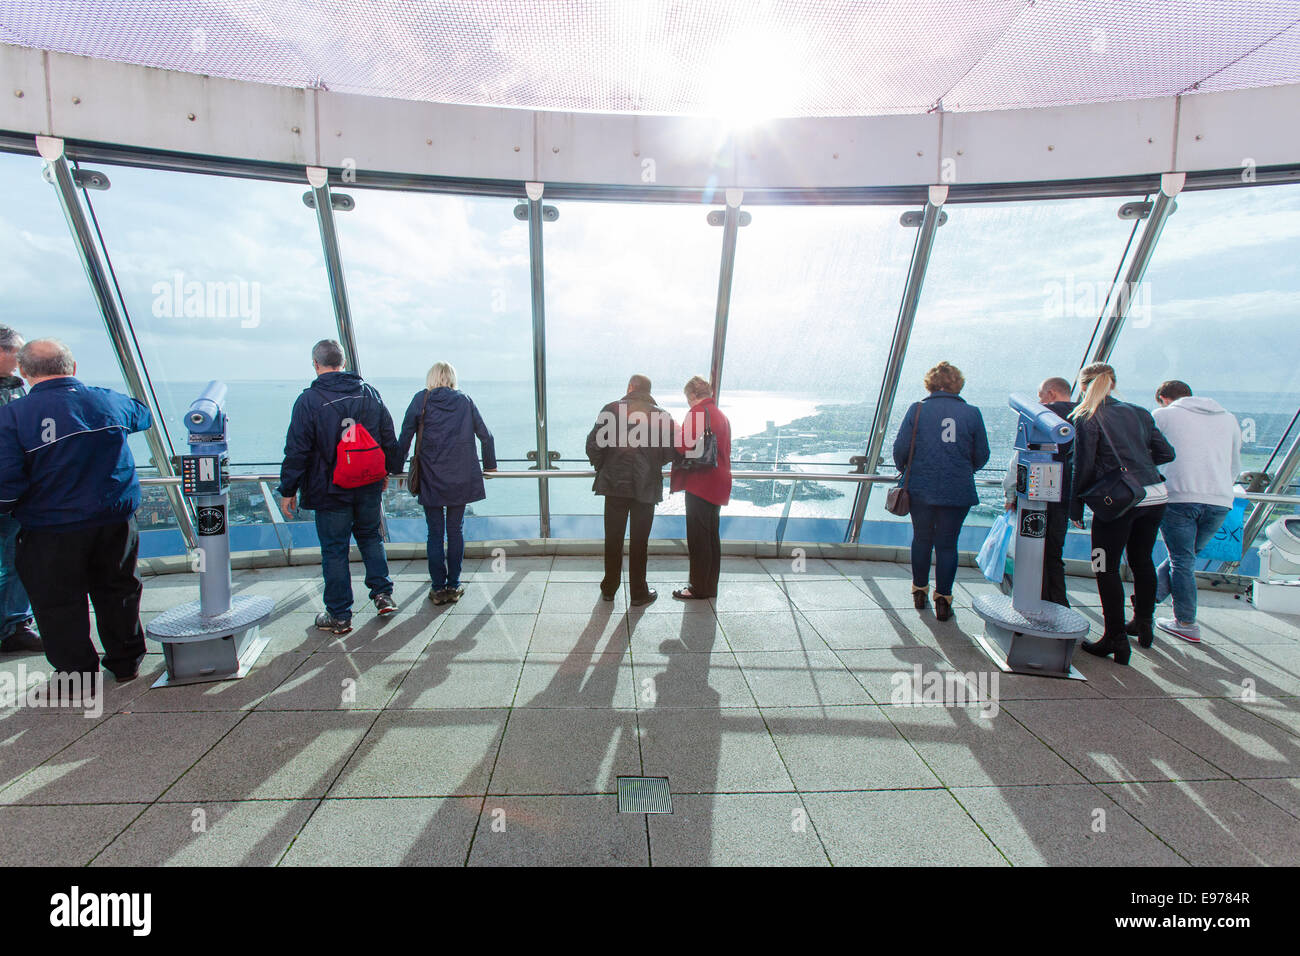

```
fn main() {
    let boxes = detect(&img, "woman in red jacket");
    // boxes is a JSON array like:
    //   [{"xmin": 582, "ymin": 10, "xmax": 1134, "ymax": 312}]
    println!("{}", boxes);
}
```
[{"xmin": 670, "ymin": 375, "xmax": 732, "ymax": 600}]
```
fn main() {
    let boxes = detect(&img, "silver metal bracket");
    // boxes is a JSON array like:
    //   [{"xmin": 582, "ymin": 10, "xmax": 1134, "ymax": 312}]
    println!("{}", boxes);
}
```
[
  {"xmin": 302, "ymin": 191, "xmax": 355, "ymax": 211},
  {"xmin": 707, "ymin": 209, "xmax": 751, "ymax": 226},
  {"xmin": 42, "ymin": 165, "xmax": 111, "ymax": 190},
  {"xmin": 900, "ymin": 208, "xmax": 948, "ymax": 227},
  {"xmin": 1118, "ymin": 200, "xmax": 1153, "ymax": 220},
  {"xmin": 527, "ymin": 449, "xmax": 561, "ymax": 469},
  {"xmin": 515, "ymin": 203, "xmax": 558, "ymax": 221}
]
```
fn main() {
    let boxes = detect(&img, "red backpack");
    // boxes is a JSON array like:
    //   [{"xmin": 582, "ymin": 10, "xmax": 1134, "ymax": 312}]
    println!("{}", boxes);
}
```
[{"xmin": 333, "ymin": 415, "xmax": 388, "ymax": 489}]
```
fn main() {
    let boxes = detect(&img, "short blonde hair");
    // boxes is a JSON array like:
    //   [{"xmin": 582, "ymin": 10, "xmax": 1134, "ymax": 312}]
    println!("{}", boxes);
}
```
[
  {"xmin": 684, "ymin": 375, "xmax": 712, "ymax": 400},
  {"xmin": 923, "ymin": 361, "xmax": 964, "ymax": 395},
  {"xmin": 426, "ymin": 361, "xmax": 457, "ymax": 390}
]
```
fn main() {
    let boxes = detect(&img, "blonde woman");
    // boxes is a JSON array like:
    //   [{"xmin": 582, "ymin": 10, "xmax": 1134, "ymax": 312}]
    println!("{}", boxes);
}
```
[
  {"xmin": 1069, "ymin": 363, "xmax": 1175, "ymax": 664},
  {"xmin": 396, "ymin": 362, "xmax": 496, "ymax": 605}
]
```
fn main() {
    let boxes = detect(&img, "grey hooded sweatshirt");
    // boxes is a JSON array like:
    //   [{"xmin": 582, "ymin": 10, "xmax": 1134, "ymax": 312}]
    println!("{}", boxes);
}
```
[{"xmin": 1152, "ymin": 396, "xmax": 1243, "ymax": 507}]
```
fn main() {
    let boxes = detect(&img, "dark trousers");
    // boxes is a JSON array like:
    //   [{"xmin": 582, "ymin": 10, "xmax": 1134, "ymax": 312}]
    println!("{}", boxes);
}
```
[
  {"xmin": 425, "ymin": 504, "xmax": 467, "ymax": 590},
  {"xmin": 909, "ymin": 502, "xmax": 970, "ymax": 596},
  {"xmin": 1043, "ymin": 501, "xmax": 1070, "ymax": 607},
  {"xmin": 1091, "ymin": 504, "xmax": 1166, "ymax": 635},
  {"xmin": 15, "ymin": 517, "xmax": 146, "ymax": 676},
  {"xmin": 685, "ymin": 493, "xmax": 722, "ymax": 598},
  {"xmin": 602, "ymin": 495, "xmax": 654, "ymax": 600},
  {"xmin": 314, "ymin": 488, "xmax": 391, "ymax": 620}
]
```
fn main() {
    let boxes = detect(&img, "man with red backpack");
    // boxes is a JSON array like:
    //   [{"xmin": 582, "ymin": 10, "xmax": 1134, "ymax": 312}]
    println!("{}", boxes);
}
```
[{"xmin": 278, "ymin": 339, "xmax": 402, "ymax": 634}]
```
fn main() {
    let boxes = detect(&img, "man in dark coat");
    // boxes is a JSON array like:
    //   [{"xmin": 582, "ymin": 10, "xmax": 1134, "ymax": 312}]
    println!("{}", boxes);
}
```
[
  {"xmin": 1002, "ymin": 376, "xmax": 1078, "ymax": 606},
  {"xmin": 0, "ymin": 325, "xmax": 39, "ymax": 654},
  {"xmin": 278, "ymin": 339, "xmax": 402, "ymax": 634},
  {"xmin": 1038, "ymin": 376, "xmax": 1078, "ymax": 606},
  {"xmin": 0, "ymin": 339, "xmax": 150, "ymax": 682},
  {"xmin": 586, "ymin": 374, "xmax": 676, "ymax": 607}
]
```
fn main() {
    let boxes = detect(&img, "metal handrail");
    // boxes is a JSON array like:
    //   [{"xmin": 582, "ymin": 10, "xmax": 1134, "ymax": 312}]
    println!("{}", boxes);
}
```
[{"xmin": 136, "ymin": 470, "xmax": 1300, "ymax": 505}]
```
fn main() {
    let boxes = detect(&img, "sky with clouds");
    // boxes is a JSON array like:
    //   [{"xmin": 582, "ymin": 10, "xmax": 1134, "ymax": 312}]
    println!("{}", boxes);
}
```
[{"xmin": 3, "ymin": 148, "xmax": 1299, "ymax": 439}]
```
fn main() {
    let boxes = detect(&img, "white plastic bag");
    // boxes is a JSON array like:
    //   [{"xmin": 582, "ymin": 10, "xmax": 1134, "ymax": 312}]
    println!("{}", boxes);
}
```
[{"xmin": 977, "ymin": 509, "xmax": 1016, "ymax": 583}]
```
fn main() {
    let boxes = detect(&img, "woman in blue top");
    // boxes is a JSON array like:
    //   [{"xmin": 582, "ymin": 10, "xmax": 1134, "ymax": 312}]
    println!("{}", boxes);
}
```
[
  {"xmin": 892, "ymin": 362, "xmax": 991, "ymax": 621},
  {"xmin": 398, "ymin": 362, "xmax": 496, "ymax": 605}
]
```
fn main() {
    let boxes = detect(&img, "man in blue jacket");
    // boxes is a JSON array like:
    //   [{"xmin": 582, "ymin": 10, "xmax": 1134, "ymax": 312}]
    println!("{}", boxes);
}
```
[
  {"xmin": 0, "ymin": 325, "xmax": 40, "ymax": 654},
  {"xmin": 0, "ymin": 339, "xmax": 151, "ymax": 680},
  {"xmin": 278, "ymin": 340, "xmax": 402, "ymax": 635}
]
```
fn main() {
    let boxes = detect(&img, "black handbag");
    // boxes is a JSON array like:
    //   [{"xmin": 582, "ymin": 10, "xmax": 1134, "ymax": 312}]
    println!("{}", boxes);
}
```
[
  {"xmin": 885, "ymin": 403, "xmax": 920, "ymax": 517},
  {"xmin": 406, "ymin": 390, "xmax": 430, "ymax": 497},
  {"xmin": 1079, "ymin": 408, "xmax": 1146, "ymax": 522},
  {"xmin": 678, "ymin": 405, "xmax": 719, "ymax": 472}
]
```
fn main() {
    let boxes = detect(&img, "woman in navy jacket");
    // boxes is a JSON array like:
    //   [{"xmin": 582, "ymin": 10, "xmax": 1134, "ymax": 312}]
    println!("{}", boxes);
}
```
[
  {"xmin": 892, "ymin": 362, "xmax": 991, "ymax": 621},
  {"xmin": 397, "ymin": 362, "xmax": 496, "ymax": 605}
]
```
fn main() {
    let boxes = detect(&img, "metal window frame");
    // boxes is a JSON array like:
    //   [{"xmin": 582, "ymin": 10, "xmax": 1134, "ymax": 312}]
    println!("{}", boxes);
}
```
[
  {"xmin": 708, "ymin": 189, "xmax": 744, "ymax": 400},
  {"xmin": 523, "ymin": 183, "xmax": 553, "ymax": 538},
  {"xmin": 1081, "ymin": 173, "xmax": 1185, "ymax": 371},
  {"xmin": 3, "ymin": 131, "xmax": 1296, "ymax": 206},
  {"xmin": 306, "ymin": 167, "xmax": 362, "ymax": 374},
  {"xmin": 38, "ymin": 139, "xmax": 198, "ymax": 548},
  {"xmin": 846, "ymin": 189, "xmax": 948, "ymax": 542},
  {"xmin": 1239, "ymin": 418, "xmax": 1300, "ymax": 561}
]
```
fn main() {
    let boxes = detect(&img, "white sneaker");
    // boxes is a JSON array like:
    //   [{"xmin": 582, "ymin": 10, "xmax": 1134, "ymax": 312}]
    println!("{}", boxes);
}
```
[{"xmin": 1156, "ymin": 617, "xmax": 1201, "ymax": 644}]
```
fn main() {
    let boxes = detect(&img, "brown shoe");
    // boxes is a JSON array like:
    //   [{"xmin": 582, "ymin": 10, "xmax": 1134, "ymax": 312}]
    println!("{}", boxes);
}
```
[
  {"xmin": 934, "ymin": 593, "xmax": 953, "ymax": 621},
  {"xmin": 911, "ymin": 585, "xmax": 929, "ymax": 610}
]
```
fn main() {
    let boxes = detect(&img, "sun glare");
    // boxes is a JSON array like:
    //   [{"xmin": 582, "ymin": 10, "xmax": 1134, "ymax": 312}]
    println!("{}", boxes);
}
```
[{"xmin": 704, "ymin": 29, "xmax": 800, "ymax": 130}]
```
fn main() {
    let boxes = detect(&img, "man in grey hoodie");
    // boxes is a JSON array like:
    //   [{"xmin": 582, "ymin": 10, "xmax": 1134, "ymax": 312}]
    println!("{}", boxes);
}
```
[
  {"xmin": 1146, "ymin": 380, "xmax": 1242, "ymax": 644},
  {"xmin": 0, "ymin": 325, "xmax": 40, "ymax": 654}
]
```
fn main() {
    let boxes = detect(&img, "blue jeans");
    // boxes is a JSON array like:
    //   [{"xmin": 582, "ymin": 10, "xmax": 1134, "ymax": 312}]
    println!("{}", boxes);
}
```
[
  {"xmin": 425, "ymin": 505, "xmax": 467, "ymax": 589},
  {"xmin": 0, "ymin": 515, "xmax": 33, "ymax": 636},
  {"xmin": 910, "ymin": 502, "xmax": 971, "ymax": 596},
  {"xmin": 1156, "ymin": 502, "xmax": 1230, "ymax": 624},
  {"xmin": 314, "ymin": 489, "xmax": 391, "ymax": 620}
]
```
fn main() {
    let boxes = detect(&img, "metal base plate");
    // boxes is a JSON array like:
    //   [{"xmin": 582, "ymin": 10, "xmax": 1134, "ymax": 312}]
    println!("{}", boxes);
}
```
[
  {"xmin": 971, "ymin": 594, "xmax": 1089, "ymax": 681},
  {"xmin": 151, "ymin": 629, "xmax": 270, "ymax": 688},
  {"xmin": 146, "ymin": 595, "xmax": 275, "ymax": 643},
  {"xmin": 973, "ymin": 625, "xmax": 1086, "ymax": 681},
  {"xmin": 972, "ymin": 593, "xmax": 1090, "ymax": 638}
]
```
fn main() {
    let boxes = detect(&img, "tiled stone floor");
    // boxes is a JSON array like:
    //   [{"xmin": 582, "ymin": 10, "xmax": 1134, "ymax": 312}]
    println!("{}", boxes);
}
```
[{"xmin": 2, "ymin": 555, "xmax": 1298, "ymax": 866}]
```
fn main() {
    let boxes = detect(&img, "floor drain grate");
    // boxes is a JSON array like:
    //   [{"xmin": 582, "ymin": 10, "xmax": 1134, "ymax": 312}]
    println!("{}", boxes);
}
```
[{"xmin": 617, "ymin": 776, "xmax": 672, "ymax": 814}]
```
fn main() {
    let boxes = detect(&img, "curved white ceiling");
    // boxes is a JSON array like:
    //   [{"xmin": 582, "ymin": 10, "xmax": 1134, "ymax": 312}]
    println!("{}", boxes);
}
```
[{"xmin": 1, "ymin": 0, "xmax": 1299, "ymax": 118}]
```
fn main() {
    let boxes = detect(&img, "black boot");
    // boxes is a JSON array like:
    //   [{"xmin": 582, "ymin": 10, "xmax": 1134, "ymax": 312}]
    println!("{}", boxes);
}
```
[
  {"xmin": 1123, "ymin": 595, "xmax": 1155, "ymax": 648},
  {"xmin": 1081, "ymin": 631, "xmax": 1131, "ymax": 666}
]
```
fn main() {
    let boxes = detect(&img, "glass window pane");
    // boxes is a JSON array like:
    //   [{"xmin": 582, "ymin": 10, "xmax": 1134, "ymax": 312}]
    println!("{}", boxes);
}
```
[
  {"xmin": 543, "ymin": 201, "xmax": 722, "ymax": 525},
  {"xmin": 333, "ymin": 188, "xmax": 536, "ymax": 530},
  {"xmin": 0, "ymin": 151, "xmax": 127, "ymax": 388},
  {"xmin": 81, "ymin": 163, "xmax": 335, "ymax": 472},
  {"xmin": 880, "ymin": 195, "xmax": 1145, "ymax": 527},
  {"xmin": 0, "ymin": 151, "xmax": 187, "ymax": 538},
  {"xmin": 1109, "ymin": 183, "xmax": 1300, "ymax": 496},
  {"xmin": 723, "ymin": 204, "xmax": 915, "ymax": 537}
]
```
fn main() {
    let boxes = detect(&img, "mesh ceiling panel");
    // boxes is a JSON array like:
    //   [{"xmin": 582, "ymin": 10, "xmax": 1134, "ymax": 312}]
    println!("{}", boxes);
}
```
[{"xmin": 1, "ymin": 0, "xmax": 1297, "ymax": 116}]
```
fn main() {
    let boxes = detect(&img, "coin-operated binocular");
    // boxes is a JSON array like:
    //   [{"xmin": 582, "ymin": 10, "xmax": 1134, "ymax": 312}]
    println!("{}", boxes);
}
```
[
  {"xmin": 970, "ymin": 394, "xmax": 1090, "ymax": 679},
  {"xmin": 146, "ymin": 381, "xmax": 274, "ymax": 686}
]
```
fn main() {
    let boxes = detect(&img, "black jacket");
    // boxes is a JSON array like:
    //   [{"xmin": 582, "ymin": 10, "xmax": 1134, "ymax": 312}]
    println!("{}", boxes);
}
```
[
  {"xmin": 1070, "ymin": 396, "xmax": 1175, "ymax": 521},
  {"xmin": 1046, "ymin": 399, "xmax": 1077, "ymax": 503},
  {"xmin": 585, "ymin": 389, "xmax": 676, "ymax": 504},
  {"xmin": 278, "ymin": 371, "xmax": 401, "ymax": 511}
]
